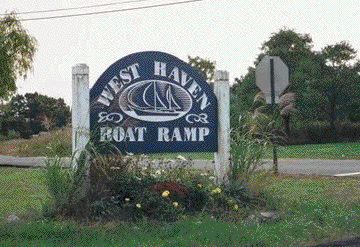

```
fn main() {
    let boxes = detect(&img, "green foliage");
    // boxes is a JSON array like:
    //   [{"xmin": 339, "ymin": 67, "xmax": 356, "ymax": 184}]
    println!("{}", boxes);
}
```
[
  {"xmin": 228, "ymin": 109, "xmax": 281, "ymax": 182},
  {"xmin": 42, "ymin": 138, "xmax": 269, "ymax": 224},
  {"xmin": 6, "ymin": 166, "xmax": 360, "ymax": 246},
  {"xmin": 188, "ymin": 56, "xmax": 216, "ymax": 83},
  {"xmin": 0, "ymin": 12, "xmax": 38, "ymax": 101},
  {"xmin": 2, "ymin": 92, "xmax": 70, "ymax": 136},
  {"xmin": 321, "ymin": 40, "xmax": 357, "ymax": 68},
  {"xmin": 232, "ymin": 27, "xmax": 360, "ymax": 144},
  {"xmin": 305, "ymin": 120, "xmax": 332, "ymax": 143},
  {"xmin": 42, "ymin": 156, "xmax": 73, "ymax": 217},
  {"xmin": 42, "ymin": 140, "xmax": 94, "ymax": 220},
  {"xmin": 87, "ymin": 154, "xmax": 209, "ymax": 222}
]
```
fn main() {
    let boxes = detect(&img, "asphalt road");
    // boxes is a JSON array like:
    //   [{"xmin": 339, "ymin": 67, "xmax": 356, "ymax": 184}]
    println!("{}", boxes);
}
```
[{"xmin": 0, "ymin": 155, "xmax": 359, "ymax": 177}]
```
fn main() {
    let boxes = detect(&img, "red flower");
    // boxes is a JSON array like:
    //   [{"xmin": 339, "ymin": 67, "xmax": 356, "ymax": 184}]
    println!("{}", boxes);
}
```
[{"xmin": 152, "ymin": 181, "xmax": 188, "ymax": 196}]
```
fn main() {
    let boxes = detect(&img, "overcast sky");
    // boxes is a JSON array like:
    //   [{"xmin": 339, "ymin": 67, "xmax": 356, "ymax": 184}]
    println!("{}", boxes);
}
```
[{"xmin": 1, "ymin": 0, "xmax": 359, "ymax": 107}]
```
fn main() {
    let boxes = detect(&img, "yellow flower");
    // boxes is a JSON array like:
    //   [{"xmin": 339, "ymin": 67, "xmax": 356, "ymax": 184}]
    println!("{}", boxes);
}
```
[
  {"xmin": 162, "ymin": 190, "xmax": 170, "ymax": 197},
  {"xmin": 233, "ymin": 204, "xmax": 239, "ymax": 211},
  {"xmin": 125, "ymin": 198, "xmax": 130, "ymax": 202},
  {"xmin": 211, "ymin": 187, "xmax": 222, "ymax": 194},
  {"xmin": 197, "ymin": 184, "xmax": 203, "ymax": 189},
  {"xmin": 173, "ymin": 202, "xmax": 179, "ymax": 207},
  {"xmin": 136, "ymin": 203, "xmax": 141, "ymax": 209}
]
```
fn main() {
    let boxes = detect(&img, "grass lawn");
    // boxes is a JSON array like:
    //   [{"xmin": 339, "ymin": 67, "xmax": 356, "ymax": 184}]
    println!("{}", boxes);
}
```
[
  {"xmin": 263, "ymin": 141, "xmax": 360, "ymax": 160},
  {"xmin": 2, "ymin": 167, "xmax": 360, "ymax": 246},
  {"xmin": 0, "ymin": 167, "xmax": 49, "ymax": 221}
]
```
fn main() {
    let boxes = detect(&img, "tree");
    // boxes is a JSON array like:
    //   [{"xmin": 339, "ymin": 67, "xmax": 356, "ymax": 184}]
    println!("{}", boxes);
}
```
[
  {"xmin": 318, "ymin": 41, "xmax": 359, "ymax": 140},
  {"xmin": 322, "ymin": 41, "xmax": 357, "ymax": 68},
  {"xmin": 2, "ymin": 92, "xmax": 70, "ymax": 136},
  {"xmin": 188, "ymin": 56, "xmax": 216, "ymax": 83},
  {"xmin": 0, "ymin": 12, "xmax": 38, "ymax": 101}
]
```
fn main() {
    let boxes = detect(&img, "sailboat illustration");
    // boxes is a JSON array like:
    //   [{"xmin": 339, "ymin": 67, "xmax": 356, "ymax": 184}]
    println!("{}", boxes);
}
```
[{"xmin": 128, "ymin": 81, "xmax": 182, "ymax": 116}]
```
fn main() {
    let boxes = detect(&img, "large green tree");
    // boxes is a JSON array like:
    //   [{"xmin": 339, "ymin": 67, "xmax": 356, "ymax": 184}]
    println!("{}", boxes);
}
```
[
  {"xmin": 0, "ymin": 12, "xmax": 38, "ymax": 101},
  {"xmin": 2, "ymin": 92, "xmax": 70, "ymax": 136},
  {"xmin": 318, "ymin": 42, "xmax": 359, "ymax": 139},
  {"xmin": 231, "ymin": 28, "xmax": 320, "ymax": 127},
  {"xmin": 232, "ymin": 28, "xmax": 360, "ymax": 143}
]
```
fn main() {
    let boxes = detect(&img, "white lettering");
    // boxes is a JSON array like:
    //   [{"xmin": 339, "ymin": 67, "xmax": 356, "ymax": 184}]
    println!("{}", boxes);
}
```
[
  {"xmin": 158, "ymin": 127, "xmax": 210, "ymax": 142},
  {"xmin": 124, "ymin": 128, "xmax": 136, "ymax": 141},
  {"xmin": 171, "ymin": 127, "xmax": 182, "ymax": 141},
  {"xmin": 113, "ymin": 127, "xmax": 125, "ymax": 142},
  {"xmin": 196, "ymin": 93, "xmax": 211, "ymax": 110},
  {"xmin": 187, "ymin": 81, "xmax": 202, "ymax": 98},
  {"xmin": 97, "ymin": 86, "xmax": 114, "ymax": 106},
  {"xmin": 100, "ymin": 127, "xmax": 113, "ymax": 141},
  {"xmin": 108, "ymin": 76, "xmax": 123, "ymax": 94},
  {"xmin": 128, "ymin": 63, "xmax": 140, "ymax": 80},
  {"xmin": 119, "ymin": 68, "xmax": 132, "ymax": 84},
  {"xmin": 154, "ymin": 61, "xmax": 167, "ymax": 77},
  {"xmin": 199, "ymin": 127, "xmax": 210, "ymax": 141},
  {"xmin": 184, "ymin": 127, "xmax": 197, "ymax": 141},
  {"xmin": 181, "ymin": 70, "xmax": 193, "ymax": 87},
  {"xmin": 136, "ymin": 127, "xmax": 147, "ymax": 141},
  {"xmin": 100, "ymin": 127, "xmax": 147, "ymax": 142},
  {"xmin": 168, "ymin": 67, "xmax": 180, "ymax": 83},
  {"xmin": 158, "ymin": 127, "xmax": 170, "ymax": 141}
]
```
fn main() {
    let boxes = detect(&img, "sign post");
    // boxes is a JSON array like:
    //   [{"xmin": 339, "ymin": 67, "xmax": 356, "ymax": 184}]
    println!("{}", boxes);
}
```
[
  {"xmin": 72, "ymin": 63, "xmax": 90, "ymax": 199},
  {"xmin": 214, "ymin": 70, "xmax": 230, "ymax": 185},
  {"xmin": 256, "ymin": 56, "xmax": 289, "ymax": 174},
  {"xmin": 270, "ymin": 58, "xmax": 278, "ymax": 173},
  {"xmin": 72, "ymin": 64, "xmax": 90, "ymax": 171}
]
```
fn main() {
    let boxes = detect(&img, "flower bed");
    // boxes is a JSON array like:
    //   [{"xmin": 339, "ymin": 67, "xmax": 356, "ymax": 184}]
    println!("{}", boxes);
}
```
[{"xmin": 86, "ymin": 154, "xmax": 265, "ymax": 224}]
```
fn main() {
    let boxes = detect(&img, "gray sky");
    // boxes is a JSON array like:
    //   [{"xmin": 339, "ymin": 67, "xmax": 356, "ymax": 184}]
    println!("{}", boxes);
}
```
[{"xmin": 1, "ymin": 0, "xmax": 359, "ymax": 107}]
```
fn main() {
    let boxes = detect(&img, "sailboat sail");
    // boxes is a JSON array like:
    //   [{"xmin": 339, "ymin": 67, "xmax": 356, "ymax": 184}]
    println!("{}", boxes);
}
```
[
  {"xmin": 128, "ymin": 81, "xmax": 183, "ymax": 116},
  {"xmin": 166, "ymin": 87, "xmax": 181, "ymax": 111}
]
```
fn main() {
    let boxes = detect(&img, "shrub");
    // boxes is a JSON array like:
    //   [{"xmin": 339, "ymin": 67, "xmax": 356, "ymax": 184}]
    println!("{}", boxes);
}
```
[
  {"xmin": 338, "ymin": 120, "xmax": 360, "ymax": 141},
  {"xmin": 87, "ymin": 154, "xmax": 207, "ymax": 222},
  {"xmin": 305, "ymin": 120, "xmax": 332, "ymax": 144}
]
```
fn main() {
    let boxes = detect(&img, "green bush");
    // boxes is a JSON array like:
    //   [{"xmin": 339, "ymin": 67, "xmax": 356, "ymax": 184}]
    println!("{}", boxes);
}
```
[
  {"xmin": 338, "ymin": 120, "xmax": 360, "ymax": 141},
  {"xmin": 287, "ymin": 119, "xmax": 360, "ymax": 145},
  {"xmin": 305, "ymin": 120, "xmax": 332, "ymax": 144}
]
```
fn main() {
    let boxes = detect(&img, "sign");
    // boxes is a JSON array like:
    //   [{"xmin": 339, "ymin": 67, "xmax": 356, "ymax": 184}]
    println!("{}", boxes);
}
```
[
  {"xmin": 255, "ymin": 56, "xmax": 289, "ymax": 104},
  {"xmin": 90, "ymin": 51, "xmax": 218, "ymax": 153}
]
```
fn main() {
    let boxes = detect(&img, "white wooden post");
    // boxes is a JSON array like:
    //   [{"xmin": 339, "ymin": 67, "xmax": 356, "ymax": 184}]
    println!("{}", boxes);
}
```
[
  {"xmin": 214, "ymin": 70, "xmax": 230, "ymax": 185},
  {"xmin": 72, "ymin": 64, "xmax": 90, "ymax": 171}
]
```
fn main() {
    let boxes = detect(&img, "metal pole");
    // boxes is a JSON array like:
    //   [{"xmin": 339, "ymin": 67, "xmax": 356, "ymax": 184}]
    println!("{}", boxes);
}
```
[{"xmin": 270, "ymin": 59, "xmax": 278, "ymax": 174}]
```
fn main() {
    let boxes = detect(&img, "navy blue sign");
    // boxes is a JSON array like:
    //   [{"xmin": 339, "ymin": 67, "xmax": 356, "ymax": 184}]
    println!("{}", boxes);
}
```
[{"xmin": 90, "ymin": 51, "xmax": 217, "ymax": 153}]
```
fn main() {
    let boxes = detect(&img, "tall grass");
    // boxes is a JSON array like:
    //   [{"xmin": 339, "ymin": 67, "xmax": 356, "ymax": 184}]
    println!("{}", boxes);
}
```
[
  {"xmin": 227, "ymin": 109, "xmax": 283, "ymax": 182},
  {"xmin": 42, "ymin": 137, "xmax": 95, "ymax": 220},
  {"xmin": 0, "ymin": 128, "xmax": 71, "ymax": 157}
]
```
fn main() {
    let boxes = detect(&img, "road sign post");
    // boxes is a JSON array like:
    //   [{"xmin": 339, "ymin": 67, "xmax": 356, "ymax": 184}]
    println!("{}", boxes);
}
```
[
  {"xmin": 256, "ymin": 56, "xmax": 289, "ymax": 174},
  {"xmin": 270, "ymin": 58, "xmax": 278, "ymax": 174}
]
